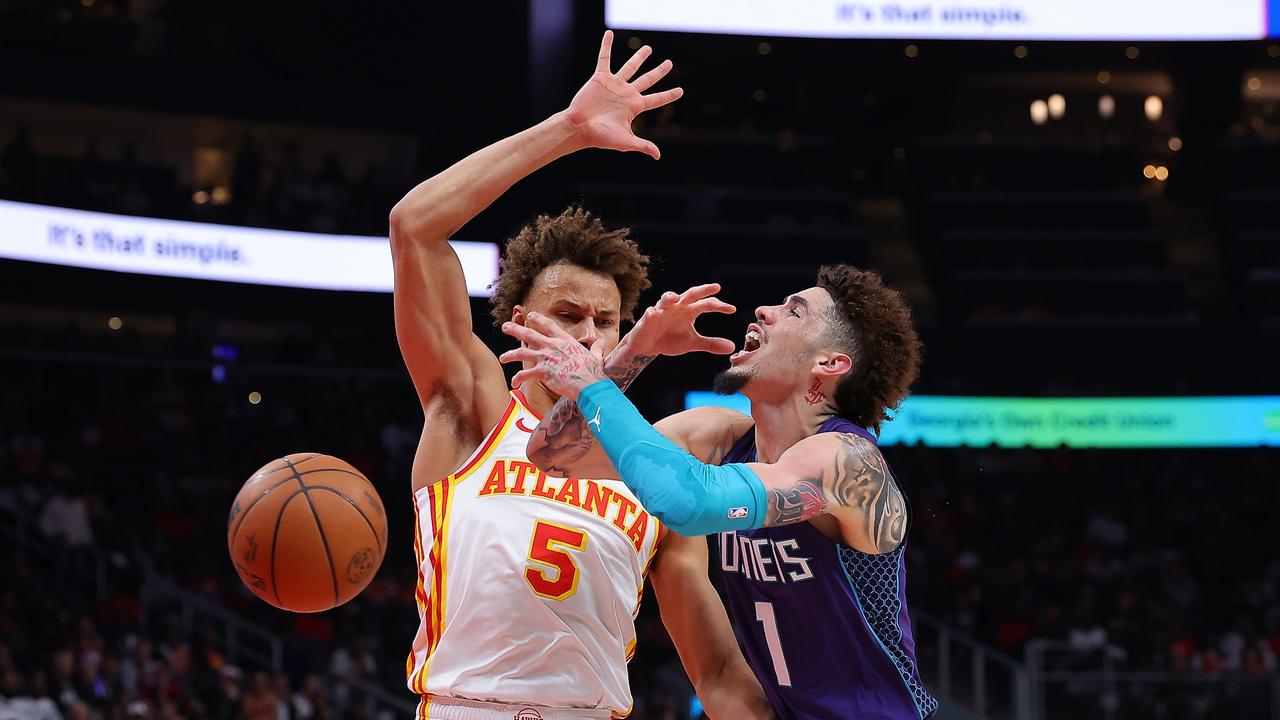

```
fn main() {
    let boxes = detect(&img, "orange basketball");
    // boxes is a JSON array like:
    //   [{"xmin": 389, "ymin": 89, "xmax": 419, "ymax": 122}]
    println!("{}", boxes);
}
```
[{"xmin": 227, "ymin": 453, "xmax": 387, "ymax": 613}]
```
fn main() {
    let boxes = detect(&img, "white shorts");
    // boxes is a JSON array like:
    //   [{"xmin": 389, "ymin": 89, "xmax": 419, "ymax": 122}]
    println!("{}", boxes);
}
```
[{"xmin": 416, "ymin": 696, "xmax": 614, "ymax": 720}]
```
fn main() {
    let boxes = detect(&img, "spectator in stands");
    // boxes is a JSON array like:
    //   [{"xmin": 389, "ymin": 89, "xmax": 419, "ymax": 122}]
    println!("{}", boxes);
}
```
[
  {"xmin": 240, "ymin": 671, "xmax": 277, "ymax": 720},
  {"xmin": 289, "ymin": 675, "xmax": 329, "ymax": 720}
]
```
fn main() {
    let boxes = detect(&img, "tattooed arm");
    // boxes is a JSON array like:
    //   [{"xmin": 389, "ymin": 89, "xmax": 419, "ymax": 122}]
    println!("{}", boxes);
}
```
[
  {"xmin": 526, "ymin": 333, "xmax": 655, "ymax": 477},
  {"xmin": 503, "ymin": 311, "xmax": 906, "ymax": 547},
  {"xmin": 528, "ymin": 366, "xmax": 753, "ymax": 477},
  {"xmin": 748, "ymin": 432, "xmax": 908, "ymax": 554},
  {"xmin": 522, "ymin": 284, "xmax": 737, "ymax": 477}
]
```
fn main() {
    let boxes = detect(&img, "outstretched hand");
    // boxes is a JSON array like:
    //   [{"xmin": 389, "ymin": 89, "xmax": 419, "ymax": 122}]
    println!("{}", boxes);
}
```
[
  {"xmin": 567, "ymin": 30, "xmax": 683, "ymax": 160},
  {"xmin": 625, "ymin": 283, "xmax": 737, "ymax": 359},
  {"xmin": 500, "ymin": 313, "xmax": 609, "ymax": 400}
]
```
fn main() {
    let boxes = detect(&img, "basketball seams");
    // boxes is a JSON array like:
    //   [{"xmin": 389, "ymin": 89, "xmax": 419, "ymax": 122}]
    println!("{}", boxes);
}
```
[
  {"xmin": 306, "ymin": 486, "xmax": 385, "ymax": 556},
  {"xmin": 269, "ymin": 491, "xmax": 308, "ymax": 609},
  {"xmin": 231, "ymin": 453, "xmax": 383, "ymax": 613},
  {"xmin": 296, "ymin": 467, "xmax": 366, "ymax": 481},
  {"xmin": 283, "ymin": 457, "xmax": 342, "ymax": 608},
  {"xmin": 286, "ymin": 453, "xmax": 327, "ymax": 472},
  {"xmin": 230, "ymin": 453, "xmax": 322, "ymax": 540},
  {"xmin": 229, "ymin": 471, "xmax": 300, "ymax": 541}
]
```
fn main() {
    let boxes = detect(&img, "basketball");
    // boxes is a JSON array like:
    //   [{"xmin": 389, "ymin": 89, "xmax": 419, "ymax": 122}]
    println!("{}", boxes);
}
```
[{"xmin": 227, "ymin": 453, "xmax": 387, "ymax": 613}]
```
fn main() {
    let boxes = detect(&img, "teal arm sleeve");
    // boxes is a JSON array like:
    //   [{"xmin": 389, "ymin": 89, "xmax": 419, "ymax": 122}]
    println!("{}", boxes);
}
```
[{"xmin": 575, "ymin": 379, "xmax": 767, "ymax": 536}]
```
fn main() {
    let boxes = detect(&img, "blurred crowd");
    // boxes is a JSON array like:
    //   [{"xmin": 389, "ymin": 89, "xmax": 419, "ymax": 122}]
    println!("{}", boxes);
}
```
[
  {"xmin": 1, "ymin": 333, "xmax": 1277, "ymax": 719},
  {"xmin": 0, "ymin": 351, "xmax": 701, "ymax": 720},
  {"xmin": 896, "ymin": 446, "xmax": 1280, "ymax": 676}
]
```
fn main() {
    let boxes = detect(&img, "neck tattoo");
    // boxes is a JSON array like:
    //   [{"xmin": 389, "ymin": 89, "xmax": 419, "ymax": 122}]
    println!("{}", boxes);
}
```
[{"xmin": 804, "ymin": 378, "xmax": 825, "ymax": 406}]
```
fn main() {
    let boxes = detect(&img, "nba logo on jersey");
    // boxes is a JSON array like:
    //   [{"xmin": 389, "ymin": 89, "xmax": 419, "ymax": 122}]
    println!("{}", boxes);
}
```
[
  {"xmin": 514, "ymin": 709, "xmax": 543, "ymax": 720},
  {"xmin": 728, "ymin": 506, "xmax": 748, "ymax": 519}
]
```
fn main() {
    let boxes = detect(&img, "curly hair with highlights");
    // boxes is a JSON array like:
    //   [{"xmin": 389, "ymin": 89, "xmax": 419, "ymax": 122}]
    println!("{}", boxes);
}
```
[
  {"xmin": 489, "ymin": 207, "xmax": 651, "ymax": 326},
  {"xmin": 817, "ymin": 264, "xmax": 922, "ymax": 434}
]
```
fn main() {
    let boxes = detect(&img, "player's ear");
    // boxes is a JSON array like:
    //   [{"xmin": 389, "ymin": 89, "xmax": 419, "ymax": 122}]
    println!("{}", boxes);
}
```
[
  {"xmin": 813, "ymin": 351, "xmax": 853, "ymax": 380},
  {"xmin": 511, "ymin": 305, "xmax": 526, "ymax": 326}
]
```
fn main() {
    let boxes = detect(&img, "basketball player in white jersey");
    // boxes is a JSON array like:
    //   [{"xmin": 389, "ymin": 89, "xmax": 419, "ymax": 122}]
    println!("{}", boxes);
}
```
[{"xmin": 389, "ymin": 32, "xmax": 772, "ymax": 720}]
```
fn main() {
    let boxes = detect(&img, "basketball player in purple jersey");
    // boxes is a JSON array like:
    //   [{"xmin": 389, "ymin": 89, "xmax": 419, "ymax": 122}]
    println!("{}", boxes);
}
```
[{"xmin": 501, "ymin": 265, "xmax": 939, "ymax": 720}]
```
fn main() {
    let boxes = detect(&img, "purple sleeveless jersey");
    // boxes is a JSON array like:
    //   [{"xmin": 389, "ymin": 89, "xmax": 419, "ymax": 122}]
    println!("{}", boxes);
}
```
[{"xmin": 714, "ymin": 416, "xmax": 938, "ymax": 720}]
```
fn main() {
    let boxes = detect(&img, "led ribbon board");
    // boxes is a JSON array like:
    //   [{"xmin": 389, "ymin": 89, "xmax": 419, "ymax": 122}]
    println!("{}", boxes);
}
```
[
  {"xmin": 608, "ymin": 0, "xmax": 1280, "ymax": 41},
  {"xmin": 684, "ymin": 393, "xmax": 1280, "ymax": 448},
  {"xmin": 0, "ymin": 199, "xmax": 499, "ymax": 296}
]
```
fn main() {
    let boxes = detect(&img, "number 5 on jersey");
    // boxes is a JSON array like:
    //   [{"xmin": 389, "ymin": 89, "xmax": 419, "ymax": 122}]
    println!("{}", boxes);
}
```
[{"xmin": 525, "ymin": 521, "xmax": 588, "ymax": 600}]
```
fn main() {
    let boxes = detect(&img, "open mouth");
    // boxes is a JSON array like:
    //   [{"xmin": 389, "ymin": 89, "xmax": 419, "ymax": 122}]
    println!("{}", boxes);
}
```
[{"xmin": 731, "ymin": 324, "xmax": 763, "ymax": 363}]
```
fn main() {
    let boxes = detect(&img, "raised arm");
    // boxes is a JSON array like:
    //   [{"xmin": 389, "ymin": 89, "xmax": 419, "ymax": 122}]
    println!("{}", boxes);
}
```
[
  {"xmin": 390, "ymin": 31, "xmax": 683, "ymax": 489},
  {"xmin": 650, "ymin": 532, "xmax": 775, "ymax": 719},
  {"xmin": 524, "ymin": 284, "xmax": 737, "ymax": 477}
]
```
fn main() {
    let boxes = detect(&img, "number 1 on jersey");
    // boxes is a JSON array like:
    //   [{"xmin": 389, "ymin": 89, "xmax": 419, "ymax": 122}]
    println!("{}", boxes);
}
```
[
  {"xmin": 525, "ymin": 521, "xmax": 588, "ymax": 601},
  {"xmin": 755, "ymin": 601, "xmax": 793, "ymax": 686}
]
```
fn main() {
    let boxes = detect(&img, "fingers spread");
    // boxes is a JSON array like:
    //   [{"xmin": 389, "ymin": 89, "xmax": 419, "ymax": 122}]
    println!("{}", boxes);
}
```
[
  {"xmin": 641, "ymin": 86, "xmax": 683, "ymax": 112},
  {"xmin": 595, "ymin": 30, "xmax": 614, "ymax": 73},
  {"xmin": 630, "ymin": 137, "xmax": 660, "ymax": 160},
  {"xmin": 501, "ymin": 320, "xmax": 551, "ymax": 348},
  {"xmin": 617, "ymin": 45, "xmax": 652, "ymax": 81},
  {"xmin": 690, "ymin": 297, "xmax": 736, "ymax": 315},
  {"xmin": 498, "ymin": 347, "xmax": 541, "ymax": 365},
  {"xmin": 679, "ymin": 283, "xmax": 722, "ymax": 302},
  {"xmin": 511, "ymin": 369, "xmax": 540, "ymax": 388},
  {"xmin": 632, "ymin": 58, "xmax": 673, "ymax": 92}
]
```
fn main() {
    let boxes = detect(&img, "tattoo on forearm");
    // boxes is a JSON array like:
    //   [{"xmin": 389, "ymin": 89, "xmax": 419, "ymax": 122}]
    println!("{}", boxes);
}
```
[
  {"xmin": 767, "ymin": 479, "xmax": 826, "ymax": 525},
  {"xmin": 763, "ymin": 433, "xmax": 908, "ymax": 553},
  {"xmin": 528, "ymin": 340, "xmax": 654, "ymax": 475}
]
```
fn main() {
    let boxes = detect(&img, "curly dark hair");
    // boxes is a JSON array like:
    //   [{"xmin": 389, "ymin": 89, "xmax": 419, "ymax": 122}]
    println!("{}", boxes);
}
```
[
  {"xmin": 817, "ymin": 264, "xmax": 922, "ymax": 434},
  {"xmin": 489, "ymin": 207, "xmax": 651, "ymax": 326}
]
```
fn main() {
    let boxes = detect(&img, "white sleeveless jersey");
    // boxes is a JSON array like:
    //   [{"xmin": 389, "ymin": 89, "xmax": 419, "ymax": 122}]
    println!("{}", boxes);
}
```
[{"xmin": 406, "ymin": 390, "xmax": 665, "ymax": 718}]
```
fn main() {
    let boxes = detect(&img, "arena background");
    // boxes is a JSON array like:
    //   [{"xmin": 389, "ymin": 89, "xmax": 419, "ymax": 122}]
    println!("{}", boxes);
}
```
[{"xmin": 2, "ymin": 1, "xmax": 1279, "ymax": 718}]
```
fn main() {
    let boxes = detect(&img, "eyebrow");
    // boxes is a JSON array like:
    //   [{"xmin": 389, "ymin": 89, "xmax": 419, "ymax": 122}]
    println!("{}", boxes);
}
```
[
  {"xmin": 553, "ymin": 299, "xmax": 618, "ymax": 316},
  {"xmin": 785, "ymin": 294, "xmax": 809, "ymax": 309}
]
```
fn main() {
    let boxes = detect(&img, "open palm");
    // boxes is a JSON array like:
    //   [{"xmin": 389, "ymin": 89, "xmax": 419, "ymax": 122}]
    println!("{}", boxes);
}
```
[
  {"xmin": 627, "ymin": 284, "xmax": 737, "ymax": 358},
  {"xmin": 567, "ymin": 30, "xmax": 683, "ymax": 160}
]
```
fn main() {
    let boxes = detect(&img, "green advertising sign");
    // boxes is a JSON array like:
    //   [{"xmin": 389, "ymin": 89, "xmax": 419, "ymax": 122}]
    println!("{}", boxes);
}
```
[{"xmin": 684, "ymin": 393, "xmax": 1280, "ymax": 448}]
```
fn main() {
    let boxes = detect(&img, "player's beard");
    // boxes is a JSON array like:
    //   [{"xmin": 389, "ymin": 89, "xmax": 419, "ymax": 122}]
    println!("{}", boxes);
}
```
[{"xmin": 713, "ymin": 366, "xmax": 752, "ymax": 395}]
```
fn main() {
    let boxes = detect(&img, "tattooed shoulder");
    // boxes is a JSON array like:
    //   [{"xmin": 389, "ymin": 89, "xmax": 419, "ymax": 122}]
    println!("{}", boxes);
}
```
[
  {"xmin": 759, "ymin": 432, "xmax": 907, "ymax": 550},
  {"xmin": 828, "ymin": 433, "xmax": 907, "ymax": 554}
]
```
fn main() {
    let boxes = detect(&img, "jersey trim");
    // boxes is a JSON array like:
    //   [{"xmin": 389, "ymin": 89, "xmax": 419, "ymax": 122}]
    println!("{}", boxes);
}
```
[
  {"xmin": 407, "ymin": 496, "xmax": 429, "ymax": 691},
  {"xmin": 409, "ymin": 477, "xmax": 457, "ymax": 699},
  {"xmin": 511, "ymin": 387, "xmax": 544, "ymax": 420},
  {"xmin": 408, "ymin": 397, "xmax": 515, "ymax": 696},
  {"xmin": 630, "ymin": 522, "xmax": 665, "ymax": 619},
  {"xmin": 450, "ymin": 397, "xmax": 520, "ymax": 482},
  {"xmin": 837, "ymin": 545, "xmax": 935, "ymax": 720}
]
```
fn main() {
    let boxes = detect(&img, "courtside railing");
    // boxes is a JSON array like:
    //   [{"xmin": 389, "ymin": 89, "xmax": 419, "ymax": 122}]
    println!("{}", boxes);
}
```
[
  {"xmin": 0, "ymin": 505, "xmax": 417, "ymax": 719},
  {"xmin": 914, "ymin": 611, "xmax": 1032, "ymax": 720},
  {"xmin": 1027, "ymin": 639, "xmax": 1280, "ymax": 720}
]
